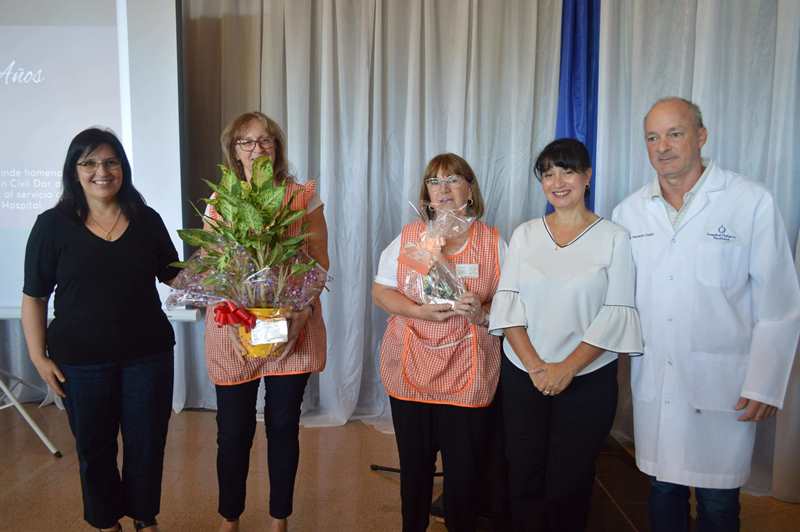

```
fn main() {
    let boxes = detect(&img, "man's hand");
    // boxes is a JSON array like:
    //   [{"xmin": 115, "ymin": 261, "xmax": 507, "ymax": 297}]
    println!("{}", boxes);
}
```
[{"xmin": 735, "ymin": 397, "xmax": 778, "ymax": 422}]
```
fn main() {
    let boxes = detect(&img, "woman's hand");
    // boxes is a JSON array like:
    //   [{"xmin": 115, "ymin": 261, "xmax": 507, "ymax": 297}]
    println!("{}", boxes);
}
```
[
  {"xmin": 373, "ymin": 283, "xmax": 454, "ymax": 322},
  {"xmin": 533, "ymin": 361, "xmax": 578, "ymax": 396},
  {"xmin": 21, "ymin": 294, "xmax": 64, "ymax": 396},
  {"xmin": 413, "ymin": 303, "xmax": 455, "ymax": 322},
  {"xmin": 275, "ymin": 306, "xmax": 313, "ymax": 360},
  {"xmin": 453, "ymin": 292, "xmax": 486, "ymax": 325},
  {"xmin": 30, "ymin": 356, "xmax": 66, "ymax": 398},
  {"xmin": 226, "ymin": 326, "xmax": 249, "ymax": 362},
  {"xmin": 227, "ymin": 306, "xmax": 314, "ymax": 362},
  {"xmin": 527, "ymin": 363, "xmax": 547, "ymax": 392}
]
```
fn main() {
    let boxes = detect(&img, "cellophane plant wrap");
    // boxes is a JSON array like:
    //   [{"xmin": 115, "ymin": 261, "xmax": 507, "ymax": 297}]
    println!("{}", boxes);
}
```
[
  {"xmin": 166, "ymin": 156, "xmax": 328, "ymax": 313},
  {"xmin": 399, "ymin": 203, "xmax": 474, "ymax": 307}
]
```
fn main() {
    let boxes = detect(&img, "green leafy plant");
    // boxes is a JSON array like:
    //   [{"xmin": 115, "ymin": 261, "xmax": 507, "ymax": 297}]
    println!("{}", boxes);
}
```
[{"xmin": 173, "ymin": 156, "xmax": 318, "ymax": 308}]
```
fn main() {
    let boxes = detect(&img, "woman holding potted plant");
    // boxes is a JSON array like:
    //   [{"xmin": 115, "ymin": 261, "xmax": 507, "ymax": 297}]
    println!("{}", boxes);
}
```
[
  {"xmin": 204, "ymin": 112, "xmax": 328, "ymax": 532},
  {"xmin": 372, "ymin": 153, "xmax": 506, "ymax": 532}
]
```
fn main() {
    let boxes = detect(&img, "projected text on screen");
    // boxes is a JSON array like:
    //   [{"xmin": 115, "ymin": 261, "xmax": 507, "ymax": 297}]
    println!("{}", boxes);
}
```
[{"xmin": 0, "ymin": 25, "xmax": 122, "ymax": 228}]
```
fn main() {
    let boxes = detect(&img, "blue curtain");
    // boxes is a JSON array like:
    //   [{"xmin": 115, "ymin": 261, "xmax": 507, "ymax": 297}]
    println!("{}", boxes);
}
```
[{"xmin": 552, "ymin": 0, "xmax": 601, "ymax": 211}]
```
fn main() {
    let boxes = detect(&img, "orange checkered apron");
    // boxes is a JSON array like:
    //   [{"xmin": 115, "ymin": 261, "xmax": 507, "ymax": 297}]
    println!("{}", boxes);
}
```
[
  {"xmin": 379, "ymin": 220, "xmax": 502, "ymax": 407},
  {"xmin": 204, "ymin": 181, "xmax": 327, "ymax": 385}
]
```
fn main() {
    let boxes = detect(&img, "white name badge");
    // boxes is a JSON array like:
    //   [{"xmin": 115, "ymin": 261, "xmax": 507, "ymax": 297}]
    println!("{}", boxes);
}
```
[
  {"xmin": 249, "ymin": 318, "xmax": 289, "ymax": 345},
  {"xmin": 456, "ymin": 263, "xmax": 479, "ymax": 278}
]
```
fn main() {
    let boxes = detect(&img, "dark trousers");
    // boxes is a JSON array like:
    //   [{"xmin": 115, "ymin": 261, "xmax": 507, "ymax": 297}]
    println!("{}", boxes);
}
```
[
  {"xmin": 649, "ymin": 477, "xmax": 741, "ymax": 532},
  {"xmin": 390, "ymin": 396, "xmax": 493, "ymax": 532},
  {"xmin": 61, "ymin": 352, "xmax": 174, "ymax": 529},
  {"xmin": 215, "ymin": 372, "xmax": 310, "ymax": 520},
  {"xmin": 501, "ymin": 356, "xmax": 618, "ymax": 532},
  {"xmin": 478, "ymin": 391, "xmax": 511, "ymax": 530}
]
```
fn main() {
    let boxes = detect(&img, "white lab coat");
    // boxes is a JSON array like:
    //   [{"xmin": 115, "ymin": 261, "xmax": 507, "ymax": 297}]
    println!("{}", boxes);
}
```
[{"xmin": 612, "ymin": 161, "xmax": 800, "ymax": 489}]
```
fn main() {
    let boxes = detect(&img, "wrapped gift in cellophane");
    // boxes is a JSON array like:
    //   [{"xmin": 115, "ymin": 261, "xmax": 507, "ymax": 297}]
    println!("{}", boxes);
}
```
[
  {"xmin": 166, "ymin": 156, "xmax": 330, "ymax": 358},
  {"xmin": 399, "ymin": 203, "xmax": 473, "ymax": 307}
]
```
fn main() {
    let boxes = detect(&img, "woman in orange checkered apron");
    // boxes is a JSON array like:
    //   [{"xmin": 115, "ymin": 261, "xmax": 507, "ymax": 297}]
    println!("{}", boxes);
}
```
[
  {"xmin": 205, "ymin": 112, "xmax": 328, "ymax": 532},
  {"xmin": 373, "ymin": 153, "xmax": 507, "ymax": 532}
]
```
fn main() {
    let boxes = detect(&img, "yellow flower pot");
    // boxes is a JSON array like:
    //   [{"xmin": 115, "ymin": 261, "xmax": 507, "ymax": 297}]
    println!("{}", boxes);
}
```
[{"xmin": 238, "ymin": 308, "xmax": 288, "ymax": 358}]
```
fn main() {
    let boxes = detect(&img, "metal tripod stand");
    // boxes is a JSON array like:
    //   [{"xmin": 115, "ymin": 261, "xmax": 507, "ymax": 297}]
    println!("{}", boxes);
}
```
[{"xmin": 0, "ymin": 369, "xmax": 62, "ymax": 457}]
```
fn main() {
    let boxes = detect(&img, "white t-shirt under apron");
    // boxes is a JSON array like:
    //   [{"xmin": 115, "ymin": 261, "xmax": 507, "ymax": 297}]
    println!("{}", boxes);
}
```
[{"xmin": 374, "ymin": 233, "xmax": 507, "ymax": 288}]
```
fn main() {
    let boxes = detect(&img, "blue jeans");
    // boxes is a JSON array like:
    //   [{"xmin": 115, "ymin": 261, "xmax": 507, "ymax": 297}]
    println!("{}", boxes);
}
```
[
  {"xmin": 61, "ymin": 352, "xmax": 174, "ymax": 528},
  {"xmin": 649, "ymin": 477, "xmax": 740, "ymax": 532}
]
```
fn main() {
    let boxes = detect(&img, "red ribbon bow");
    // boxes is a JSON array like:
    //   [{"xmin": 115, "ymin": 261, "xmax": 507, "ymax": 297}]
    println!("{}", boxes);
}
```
[{"xmin": 214, "ymin": 302, "xmax": 257, "ymax": 331}]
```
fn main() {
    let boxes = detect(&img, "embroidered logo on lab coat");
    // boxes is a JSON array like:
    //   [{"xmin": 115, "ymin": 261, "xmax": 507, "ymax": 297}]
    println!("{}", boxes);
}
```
[{"xmin": 706, "ymin": 225, "xmax": 737, "ymax": 241}]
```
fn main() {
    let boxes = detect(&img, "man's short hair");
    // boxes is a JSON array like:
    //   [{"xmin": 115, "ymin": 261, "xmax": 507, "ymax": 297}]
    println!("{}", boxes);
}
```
[{"xmin": 645, "ymin": 97, "xmax": 705, "ymax": 129}]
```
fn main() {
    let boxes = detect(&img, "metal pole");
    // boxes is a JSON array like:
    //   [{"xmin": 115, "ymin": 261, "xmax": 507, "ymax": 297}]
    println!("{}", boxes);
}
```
[{"xmin": 0, "ymin": 376, "xmax": 62, "ymax": 457}]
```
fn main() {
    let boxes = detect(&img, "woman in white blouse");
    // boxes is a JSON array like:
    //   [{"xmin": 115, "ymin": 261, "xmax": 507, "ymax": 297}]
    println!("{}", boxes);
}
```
[{"xmin": 489, "ymin": 138, "xmax": 642, "ymax": 532}]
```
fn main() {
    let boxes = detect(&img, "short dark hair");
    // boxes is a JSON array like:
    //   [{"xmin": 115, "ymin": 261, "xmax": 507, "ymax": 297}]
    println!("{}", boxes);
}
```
[
  {"xmin": 533, "ymin": 138, "xmax": 592, "ymax": 181},
  {"xmin": 57, "ymin": 128, "xmax": 146, "ymax": 222}
]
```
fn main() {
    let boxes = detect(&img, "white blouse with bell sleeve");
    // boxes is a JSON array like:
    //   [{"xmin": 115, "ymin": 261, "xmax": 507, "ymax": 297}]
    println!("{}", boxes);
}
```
[{"xmin": 488, "ymin": 217, "xmax": 642, "ymax": 376}]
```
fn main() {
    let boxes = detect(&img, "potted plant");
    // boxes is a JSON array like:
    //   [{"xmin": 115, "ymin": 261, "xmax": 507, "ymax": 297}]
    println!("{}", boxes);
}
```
[{"xmin": 168, "ymin": 156, "xmax": 328, "ymax": 357}]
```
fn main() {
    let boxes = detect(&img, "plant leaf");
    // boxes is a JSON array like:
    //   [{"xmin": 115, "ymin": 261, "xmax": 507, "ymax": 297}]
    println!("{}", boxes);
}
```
[
  {"xmin": 290, "ymin": 262, "xmax": 315, "ymax": 276},
  {"xmin": 277, "ymin": 209, "xmax": 305, "ymax": 228},
  {"xmin": 178, "ymin": 228, "xmax": 220, "ymax": 248},
  {"xmin": 251, "ymin": 156, "xmax": 274, "ymax": 188},
  {"xmin": 219, "ymin": 164, "xmax": 239, "ymax": 191}
]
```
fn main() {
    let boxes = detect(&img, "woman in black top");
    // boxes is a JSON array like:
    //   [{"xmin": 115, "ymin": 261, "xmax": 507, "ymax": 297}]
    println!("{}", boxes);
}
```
[{"xmin": 21, "ymin": 128, "xmax": 179, "ymax": 532}]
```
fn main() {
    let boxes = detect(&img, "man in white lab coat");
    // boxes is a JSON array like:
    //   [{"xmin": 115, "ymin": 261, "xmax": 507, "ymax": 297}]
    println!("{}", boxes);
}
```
[{"xmin": 612, "ymin": 97, "xmax": 800, "ymax": 532}]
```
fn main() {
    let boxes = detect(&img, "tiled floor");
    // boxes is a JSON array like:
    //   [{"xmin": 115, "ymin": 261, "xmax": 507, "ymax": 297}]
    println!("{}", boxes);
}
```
[{"xmin": 1, "ymin": 403, "xmax": 798, "ymax": 531}]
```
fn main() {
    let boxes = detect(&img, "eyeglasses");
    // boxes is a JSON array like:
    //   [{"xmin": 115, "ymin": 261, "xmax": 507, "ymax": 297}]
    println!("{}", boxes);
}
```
[
  {"xmin": 76, "ymin": 159, "xmax": 122, "ymax": 172},
  {"xmin": 235, "ymin": 137, "xmax": 275, "ymax": 152},
  {"xmin": 424, "ymin": 175, "xmax": 467, "ymax": 187}
]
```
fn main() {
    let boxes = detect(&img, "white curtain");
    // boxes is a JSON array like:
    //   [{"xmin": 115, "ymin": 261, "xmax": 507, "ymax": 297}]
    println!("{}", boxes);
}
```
[
  {"xmin": 778, "ymin": 235, "xmax": 800, "ymax": 501},
  {"xmin": 596, "ymin": 0, "xmax": 800, "ymax": 500},
  {"xmin": 181, "ymin": 0, "xmax": 563, "ymax": 427}
]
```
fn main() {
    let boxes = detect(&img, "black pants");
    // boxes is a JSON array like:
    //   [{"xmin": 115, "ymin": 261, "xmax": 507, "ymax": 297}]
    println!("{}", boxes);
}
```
[
  {"xmin": 61, "ymin": 352, "xmax": 174, "ymax": 529},
  {"xmin": 215, "ymin": 373, "xmax": 310, "ymax": 520},
  {"xmin": 390, "ymin": 396, "xmax": 493, "ymax": 532},
  {"xmin": 501, "ymin": 356, "xmax": 618, "ymax": 532},
  {"xmin": 477, "ymin": 389, "xmax": 510, "ymax": 530}
]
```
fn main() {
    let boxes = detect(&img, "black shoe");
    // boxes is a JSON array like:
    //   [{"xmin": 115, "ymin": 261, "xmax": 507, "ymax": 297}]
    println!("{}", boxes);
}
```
[
  {"xmin": 132, "ymin": 518, "xmax": 157, "ymax": 530},
  {"xmin": 431, "ymin": 493, "xmax": 445, "ymax": 523}
]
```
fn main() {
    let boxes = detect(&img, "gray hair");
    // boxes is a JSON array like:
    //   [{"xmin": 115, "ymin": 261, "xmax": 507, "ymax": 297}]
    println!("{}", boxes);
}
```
[{"xmin": 645, "ymin": 97, "xmax": 705, "ymax": 129}]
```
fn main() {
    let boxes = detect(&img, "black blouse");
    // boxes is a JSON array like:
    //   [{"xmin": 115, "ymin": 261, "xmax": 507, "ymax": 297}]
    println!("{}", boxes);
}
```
[{"xmin": 23, "ymin": 206, "xmax": 179, "ymax": 365}]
